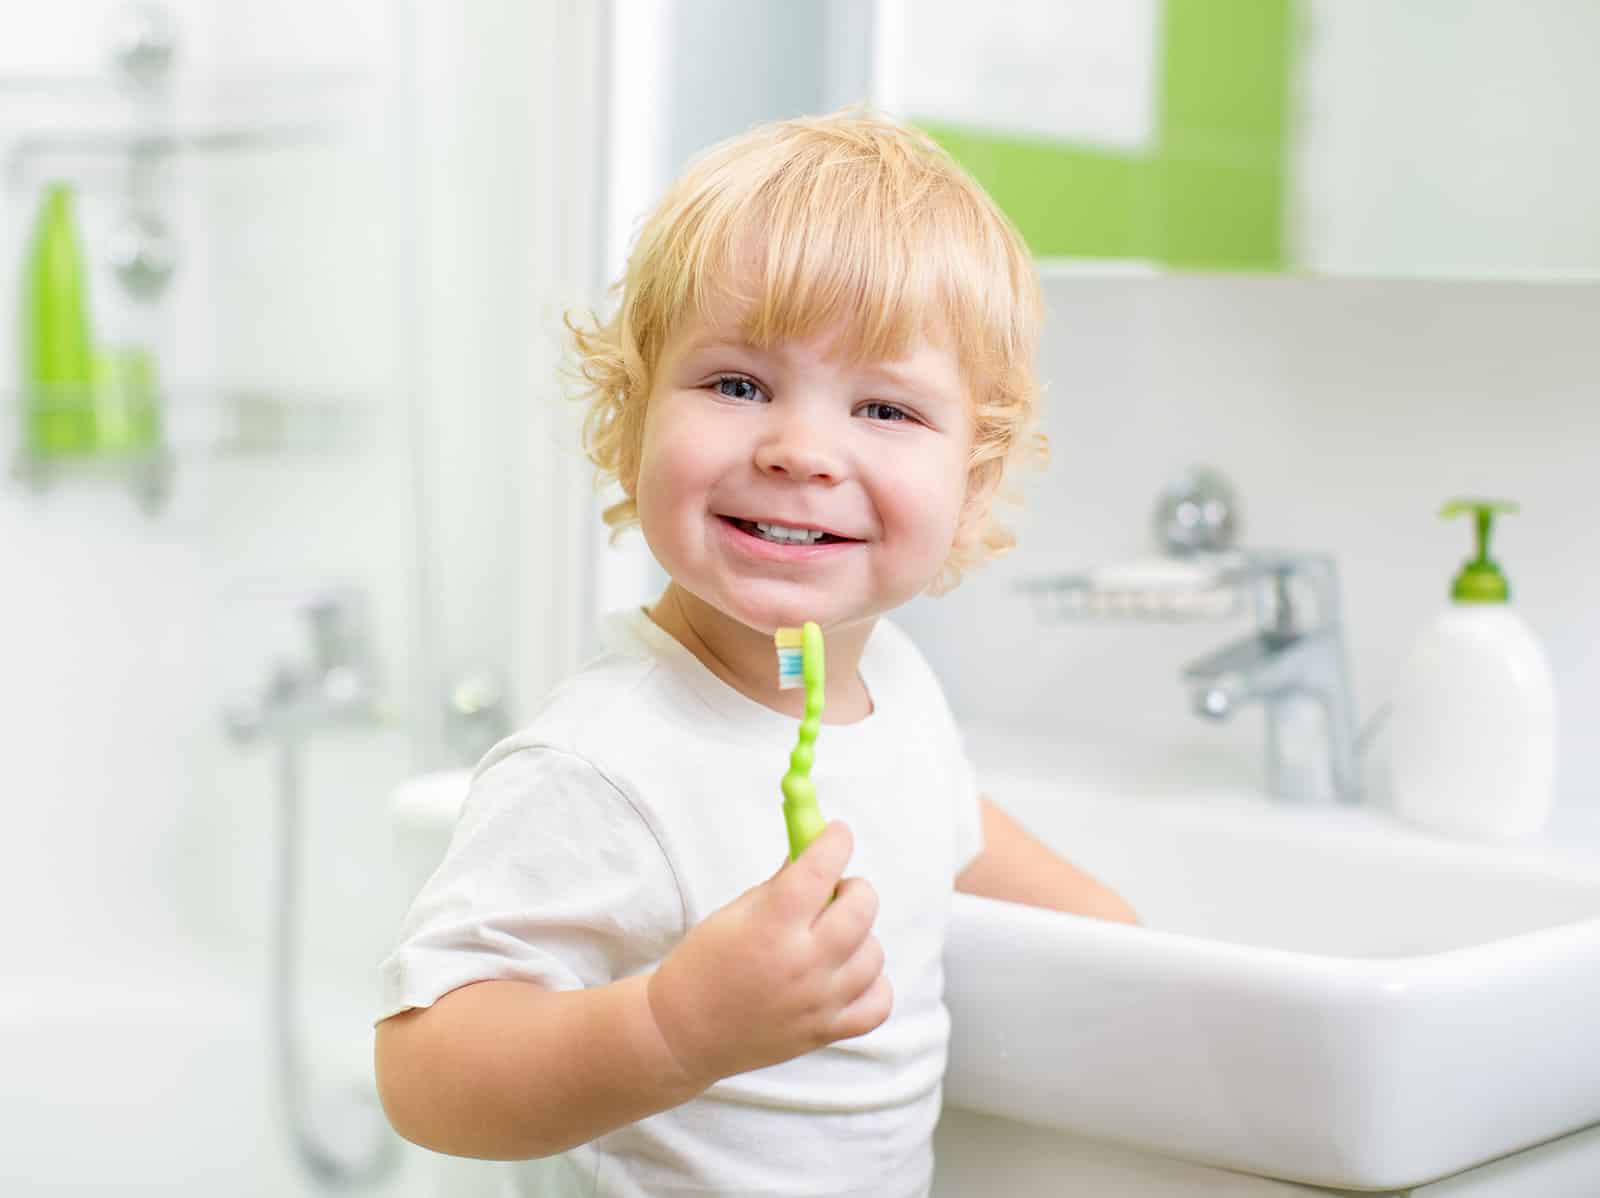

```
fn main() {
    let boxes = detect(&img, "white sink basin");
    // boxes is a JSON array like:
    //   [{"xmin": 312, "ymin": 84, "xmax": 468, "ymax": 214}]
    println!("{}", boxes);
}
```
[{"xmin": 946, "ymin": 733, "xmax": 1600, "ymax": 1191}]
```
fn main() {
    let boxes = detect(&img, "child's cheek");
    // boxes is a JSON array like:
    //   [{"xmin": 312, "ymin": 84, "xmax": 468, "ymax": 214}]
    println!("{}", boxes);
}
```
[{"xmin": 636, "ymin": 407, "xmax": 720, "ymax": 530}]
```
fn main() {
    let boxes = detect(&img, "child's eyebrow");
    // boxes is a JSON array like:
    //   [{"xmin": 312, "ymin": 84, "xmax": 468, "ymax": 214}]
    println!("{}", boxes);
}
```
[
  {"xmin": 679, "ymin": 333, "xmax": 761, "ymax": 359},
  {"xmin": 859, "ymin": 362, "xmax": 933, "ymax": 392}
]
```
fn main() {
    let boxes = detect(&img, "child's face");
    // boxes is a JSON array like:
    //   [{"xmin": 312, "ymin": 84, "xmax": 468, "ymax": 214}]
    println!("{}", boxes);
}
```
[{"xmin": 632, "ymin": 310, "xmax": 981, "ymax": 637}]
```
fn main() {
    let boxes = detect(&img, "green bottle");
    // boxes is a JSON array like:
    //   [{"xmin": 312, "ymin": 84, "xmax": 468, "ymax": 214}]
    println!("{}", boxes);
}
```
[
  {"xmin": 21, "ymin": 181, "xmax": 97, "ymax": 456},
  {"xmin": 91, "ymin": 344, "xmax": 162, "ymax": 456}
]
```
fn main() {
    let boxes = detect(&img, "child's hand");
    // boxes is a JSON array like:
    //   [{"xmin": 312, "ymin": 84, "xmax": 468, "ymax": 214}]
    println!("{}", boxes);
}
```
[{"xmin": 646, "ymin": 820, "xmax": 891, "ymax": 1088}]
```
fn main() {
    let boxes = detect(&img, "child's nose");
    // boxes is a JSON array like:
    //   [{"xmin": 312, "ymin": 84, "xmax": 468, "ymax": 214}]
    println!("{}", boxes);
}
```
[{"xmin": 753, "ymin": 421, "xmax": 844, "ymax": 483}]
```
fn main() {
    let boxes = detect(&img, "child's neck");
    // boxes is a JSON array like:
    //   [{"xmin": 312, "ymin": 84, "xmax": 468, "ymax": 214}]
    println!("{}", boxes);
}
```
[{"xmin": 646, "ymin": 584, "xmax": 875, "ymax": 724}]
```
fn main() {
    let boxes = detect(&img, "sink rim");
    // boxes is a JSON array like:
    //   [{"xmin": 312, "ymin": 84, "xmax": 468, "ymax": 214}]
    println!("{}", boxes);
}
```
[{"xmin": 953, "ymin": 882, "xmax": 1600, "ymax": 983}]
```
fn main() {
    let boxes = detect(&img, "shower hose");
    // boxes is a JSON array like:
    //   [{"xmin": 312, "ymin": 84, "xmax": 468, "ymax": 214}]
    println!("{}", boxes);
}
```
[{"xmin": 273, "ymin": 735, "xmax": 399, "ymax": 1190}]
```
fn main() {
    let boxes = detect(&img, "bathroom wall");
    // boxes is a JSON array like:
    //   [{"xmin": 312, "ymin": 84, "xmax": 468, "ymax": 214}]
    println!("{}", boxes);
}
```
[
  {"xmin": 896, "ymin": 276, "xmax": 1600, "ymax": 829},
  {"xmin": 0, "ymin": 0, "xmax": 605, "ymax": 1042},
  {"xmin": 0, "ymin": 0, "xmax": 425, "ymax": 1015}
]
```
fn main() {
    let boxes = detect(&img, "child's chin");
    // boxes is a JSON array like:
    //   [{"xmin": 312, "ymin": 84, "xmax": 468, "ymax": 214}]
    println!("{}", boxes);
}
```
[
  {"xmin": 723, "ymin": 594, "xmax": 842, "ymax": 636},
  {"xmin": 751, "ymin": 600, "xmax": 890, "ymax": 639},
  {"xmin": 705, "ymin": 576, "xmax": 901, "ymax": 637}
]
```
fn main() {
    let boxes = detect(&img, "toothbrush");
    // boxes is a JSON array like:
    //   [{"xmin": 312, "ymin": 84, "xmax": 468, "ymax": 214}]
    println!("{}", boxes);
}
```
[{"xmin": 775, "ymin": 622, "xmax": 826, "ymax": 861}]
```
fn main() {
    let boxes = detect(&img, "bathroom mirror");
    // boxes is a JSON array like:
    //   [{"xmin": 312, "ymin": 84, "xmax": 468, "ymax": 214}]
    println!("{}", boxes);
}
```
[
  {"xmin": 883, "ymin": 0, "xmax": 1600, "ymax": 278},
  {"xmin": 650, "ymin": 0, "xmax": 1600, "ymax": 280}
]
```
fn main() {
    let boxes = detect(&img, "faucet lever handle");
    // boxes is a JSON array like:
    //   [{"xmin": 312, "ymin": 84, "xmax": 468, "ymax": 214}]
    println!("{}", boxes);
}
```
[
  {"xmin": 1229, "ymin": 551, "xmax": 1340, "ymax": 638},
  {"xmin": 302, "ymin": 588, "xmax": 368, "ymax": 673}
]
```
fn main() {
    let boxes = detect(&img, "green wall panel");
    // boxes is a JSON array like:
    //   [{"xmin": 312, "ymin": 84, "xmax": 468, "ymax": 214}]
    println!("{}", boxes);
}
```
[
  {"xmin": 913, "ymin": 123, "xmax": 1154, "ymax": 260},
  {"xmin": 915, "ymin": 0, "xmax": 1294, "ymax": 271}
]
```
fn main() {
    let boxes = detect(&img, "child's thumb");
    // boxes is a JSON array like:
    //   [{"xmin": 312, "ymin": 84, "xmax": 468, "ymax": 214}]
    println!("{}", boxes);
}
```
[{"xmin": 774, "ymin": 820, "xmax": 852, "ymax": 914}]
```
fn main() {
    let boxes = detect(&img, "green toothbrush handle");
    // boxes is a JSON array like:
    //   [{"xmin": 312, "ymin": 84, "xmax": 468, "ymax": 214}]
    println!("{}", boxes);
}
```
[
  {"xmin": 781, "ymin": 622, "xmax": 826, "ymax": 861},
  {"xmin": 783, "ymin": 773, "xmax": 825, "ymax": 861}
]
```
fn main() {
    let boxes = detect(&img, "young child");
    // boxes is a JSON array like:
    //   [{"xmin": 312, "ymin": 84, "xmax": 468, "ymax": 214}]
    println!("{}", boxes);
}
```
[{"xmin": 374, "ymin": 108, "xmax": 1136, "ymax": 1197}]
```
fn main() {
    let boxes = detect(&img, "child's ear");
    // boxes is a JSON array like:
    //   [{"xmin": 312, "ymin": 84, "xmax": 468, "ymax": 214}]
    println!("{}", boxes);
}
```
[
  {"xmin": 618, "ymin": 441, "xmax": 642, "ymax": 500},
  {"xmin": 618, "ymin": 389, "xmax": 649, "ymax": 501},
  {"xmin": 953, "ymin": 463, "xmax": 1001, "ymax": 550}
]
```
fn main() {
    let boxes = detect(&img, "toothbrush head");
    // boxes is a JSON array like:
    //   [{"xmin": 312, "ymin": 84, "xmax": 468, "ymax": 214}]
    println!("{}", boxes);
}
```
[
  {"xmin": 774, "ymin": 623, "xmax": 825, "ymax": 693},
  {"xmin": 774, "ymin": 626, "xmax": 806, "ymax": 690}
]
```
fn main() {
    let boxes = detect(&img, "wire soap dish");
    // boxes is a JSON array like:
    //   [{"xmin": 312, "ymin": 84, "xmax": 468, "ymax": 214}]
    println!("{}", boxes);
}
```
[
  {"xmin": 1017, "ymin": 465, "xmax": 1251, "ymax": 623},
  {"xmin": 1015, "ymin": 554, "xmax": 1247, "ymax": 623}
]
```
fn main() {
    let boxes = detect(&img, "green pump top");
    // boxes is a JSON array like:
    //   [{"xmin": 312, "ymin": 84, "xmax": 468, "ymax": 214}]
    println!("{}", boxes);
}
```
[{"xmin": 1441, "ymin": 498, "xmax": 1519, "ymax": 604}]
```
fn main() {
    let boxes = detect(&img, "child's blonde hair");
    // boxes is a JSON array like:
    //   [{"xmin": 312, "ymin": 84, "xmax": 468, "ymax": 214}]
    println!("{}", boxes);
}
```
[{"xmin": 567, "ymin": 107, "xmax": 1046, "ymax": 594}]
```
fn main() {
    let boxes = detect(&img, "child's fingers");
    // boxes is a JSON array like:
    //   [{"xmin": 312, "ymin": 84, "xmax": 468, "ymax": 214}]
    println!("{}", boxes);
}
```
[
  {"xmin": 830, "ymin": 930, "xmax": 886, "ymax": 1006},
  {"xmin": 772, "ymin": 820, "xmax": 853, "ymax": 918},
  {"xmin": 831, "ymin": 972, "xmax": 894, "ymax": 1042},
  {"xmin": 812, "ymin": 875, "xmax": 878, "ymax": 957}
]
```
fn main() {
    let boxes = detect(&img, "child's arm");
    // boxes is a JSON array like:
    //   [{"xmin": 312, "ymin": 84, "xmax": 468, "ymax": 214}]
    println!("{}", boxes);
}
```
[
  {"xmin": 955, "ymin": 797, "xmax": 1139, "ymax": 925},
  {"xmin": 375, "ymin": 821, "xmax": 889, "ymax": 1159}
]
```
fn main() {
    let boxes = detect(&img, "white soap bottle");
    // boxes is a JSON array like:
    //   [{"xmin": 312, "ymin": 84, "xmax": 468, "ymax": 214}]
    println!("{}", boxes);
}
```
[{"xmin": 1389, "ymin": 499, "xmax": 1557, "ymax": 839}]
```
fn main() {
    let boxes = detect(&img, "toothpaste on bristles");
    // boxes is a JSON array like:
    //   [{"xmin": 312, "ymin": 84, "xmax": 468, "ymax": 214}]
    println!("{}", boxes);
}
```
[{"xmin": 774, "ymin": 625, "xmax": 806, "ymax": 690}]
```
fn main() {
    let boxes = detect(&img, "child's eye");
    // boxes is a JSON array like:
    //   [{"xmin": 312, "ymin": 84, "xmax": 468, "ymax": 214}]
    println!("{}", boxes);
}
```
[
  {"xmin": 713, "ymin": 375, "xmax": 767, "ymax": 403},
  {"xmin": 861, "ymin": 401, "xmax": 912, "ymax": 423}
]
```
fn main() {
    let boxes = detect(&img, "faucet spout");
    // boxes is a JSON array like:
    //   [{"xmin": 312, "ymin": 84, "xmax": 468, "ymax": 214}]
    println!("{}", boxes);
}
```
[
  {"xmin": 1184, "ymin": 634, "xmax": 1287, "ymax": 719},
  {"xmin": 1194, "ymin": 679, "xmax": 1244, "ymax": 720},
  {"xmin": 1184, "ymin": 631, "xmax": 1327, "ymax": 717}
]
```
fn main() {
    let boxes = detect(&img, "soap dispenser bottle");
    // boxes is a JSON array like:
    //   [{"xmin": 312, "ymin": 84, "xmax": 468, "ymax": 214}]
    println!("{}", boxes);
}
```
[{"xmin": 1389, "ymin": 499, "xmax": 1557, "ymax": 839}]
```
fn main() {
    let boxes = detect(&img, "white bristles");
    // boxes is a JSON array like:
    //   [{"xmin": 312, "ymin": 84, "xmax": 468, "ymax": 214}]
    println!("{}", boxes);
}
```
[{"xmin": 775, "ymin": 646, "xmax": 804, "ymax": 689}]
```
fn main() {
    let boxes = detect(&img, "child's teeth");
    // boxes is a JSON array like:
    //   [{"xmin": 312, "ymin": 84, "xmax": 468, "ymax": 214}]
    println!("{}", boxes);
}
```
[{"xmin": 756, "ymin": 521, "xmax": 823, "ymax": 543}]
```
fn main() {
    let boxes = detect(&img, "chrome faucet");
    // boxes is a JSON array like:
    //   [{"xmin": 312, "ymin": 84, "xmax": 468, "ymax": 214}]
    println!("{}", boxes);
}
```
[
  {"xmin": 1182, "ymin": 553, "xmax": 1360, "ymax": 803},
  {"xmin": 223, "ymin": 588, "xmax": 383, "ymax": 744}
]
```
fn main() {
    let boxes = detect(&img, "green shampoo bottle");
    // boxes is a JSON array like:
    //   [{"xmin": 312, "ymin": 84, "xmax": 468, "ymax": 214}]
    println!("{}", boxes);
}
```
[{"xmin": 20, "ymin": 181, "xmax": 97, "ymax": 456}]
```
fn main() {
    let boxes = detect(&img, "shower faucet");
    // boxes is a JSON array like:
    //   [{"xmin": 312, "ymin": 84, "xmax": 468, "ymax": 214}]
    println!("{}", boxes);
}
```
[
  {"xmin": 218, "ymin": 583, "xmax": 399, "ymax": 1186},
  {"xmin": 1182, "ymin": 553, "xmax": 1361, "ymax": 804},
  {"xmin": 223, "ymin": 588, "xmax": 383, "ymax": 744}
]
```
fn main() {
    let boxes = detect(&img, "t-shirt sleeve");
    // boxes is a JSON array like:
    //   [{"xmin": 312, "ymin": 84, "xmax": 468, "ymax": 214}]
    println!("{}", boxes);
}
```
[{"xmin": 377, "ymin": 745, "xmax": 684, "ymax": 1022}]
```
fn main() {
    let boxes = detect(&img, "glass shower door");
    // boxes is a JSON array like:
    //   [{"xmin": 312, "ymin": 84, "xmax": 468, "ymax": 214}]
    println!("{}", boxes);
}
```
[{"xmin": 0, "ymin": 2, "xmax": 604, "ymax": 1194}]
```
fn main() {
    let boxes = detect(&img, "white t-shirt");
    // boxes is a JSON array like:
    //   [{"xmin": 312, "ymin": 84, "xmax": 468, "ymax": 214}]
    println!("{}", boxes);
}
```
[{"xmin": 380, "ymin": 608, "xmax": 984, "ymax": 1197}]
